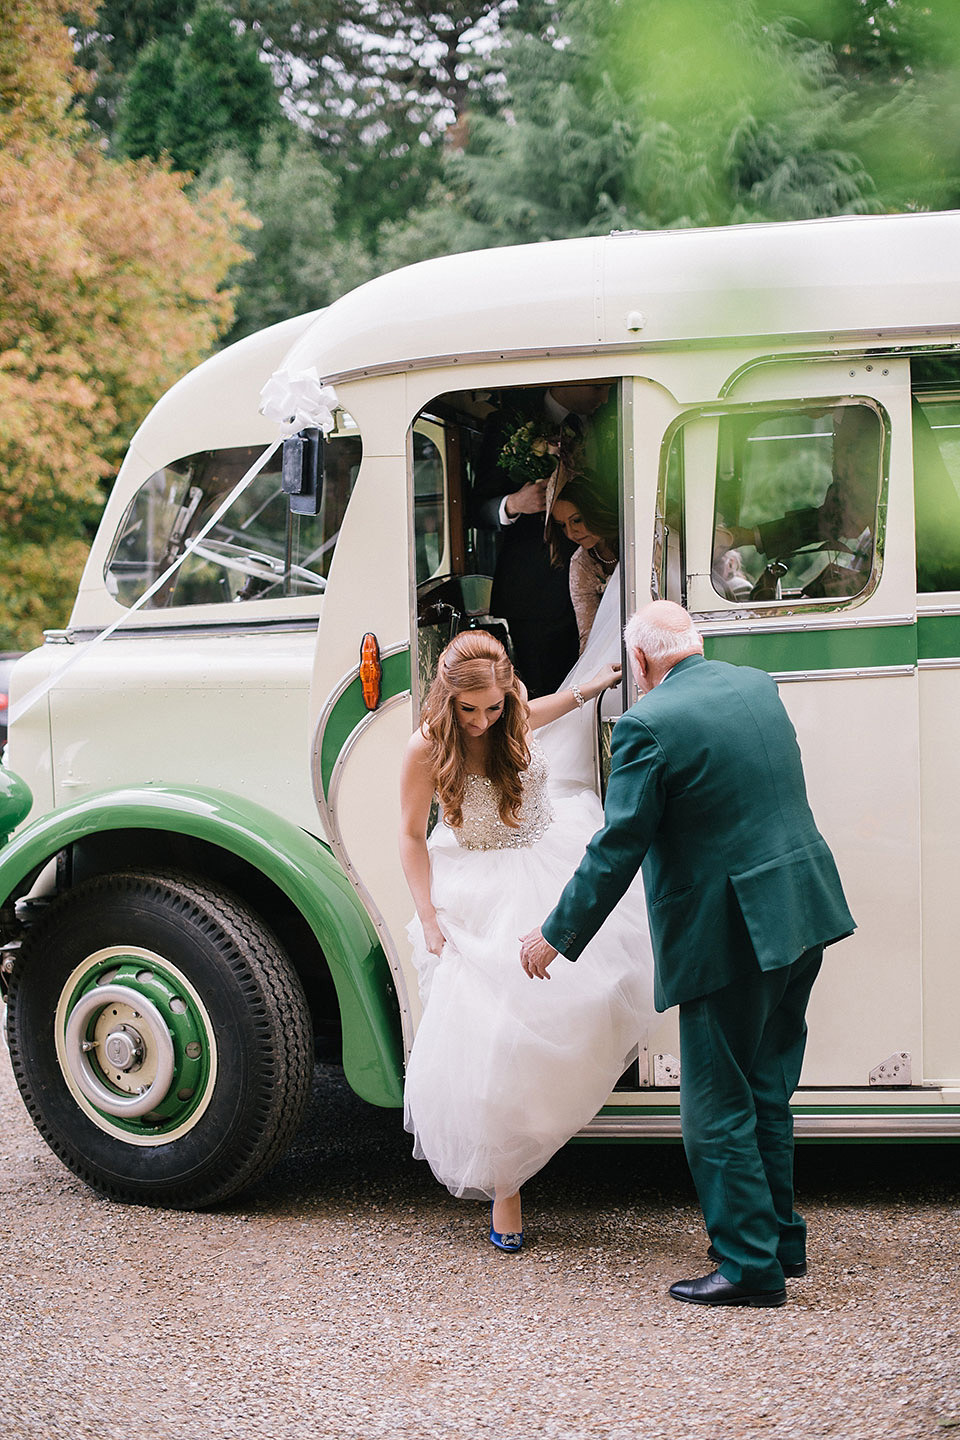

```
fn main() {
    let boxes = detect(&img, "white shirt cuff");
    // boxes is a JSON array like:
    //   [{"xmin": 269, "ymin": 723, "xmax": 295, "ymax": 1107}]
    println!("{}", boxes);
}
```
[{"xmin": 499, "ymin": 495, "xmax": 518, "ymax": 526}]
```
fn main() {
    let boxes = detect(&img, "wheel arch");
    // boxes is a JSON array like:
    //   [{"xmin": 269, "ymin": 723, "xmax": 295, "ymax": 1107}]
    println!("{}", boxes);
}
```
[{"xmin": 0, "ymin": 786, "xmax": 403, "ymax": 1107}]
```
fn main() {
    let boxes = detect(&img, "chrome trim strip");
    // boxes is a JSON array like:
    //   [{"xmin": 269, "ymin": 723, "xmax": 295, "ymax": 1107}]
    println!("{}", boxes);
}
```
[
  {"xmin": 773, "ymin": 665, "xmax": 916, "ymax": 683},
  {"xmin": 314, "ymin": 664, "xmax": 363, "ymax": 745},
  {"xmin": 917, "ymin": 602, "xmax": 960, "ymax": 616},
  {"xmin": 697, "ymin": 613, "xmax": 913, "ymax": 637},
  {"xmin": 580, "ymin": 1110, "xmax": 960, "ymax": 1139},
  {"xmin": 918, "ymin": 657, "xmax": 960, "ymax": 670},
  {"xmin": 325, "ymin": 344, "xmax": 624, "ymax": 386},
  {"xmin": 319, "ymin": 328, "xmax": 960, "ymax": 389},
  {"xmin": 311, "ymin": 675, "xmax": 415, "ymax": 1056},
  {"xmin": 61, "ymin": 617, "xmax": 322, "ymax": 643},
  {"xmin": 579, "ymin": 1114, "xmax": 685, "ymax": 1139}
]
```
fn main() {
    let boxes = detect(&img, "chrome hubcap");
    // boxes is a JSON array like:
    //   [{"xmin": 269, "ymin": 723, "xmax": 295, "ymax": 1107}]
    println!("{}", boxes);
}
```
[
  {"xmin": 65, "ymin": 984, "xmax": 175, "ymax": 1117},
  {"xmin": 103, "ymin": 1025, "xmax": 144, "ymax": 1071}
]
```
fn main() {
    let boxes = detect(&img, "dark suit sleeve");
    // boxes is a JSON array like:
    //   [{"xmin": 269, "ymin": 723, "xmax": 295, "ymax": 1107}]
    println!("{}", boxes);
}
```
[
  {"xmin": 755, "ymin": 478, "xmax": 851, "ymax": 559},
  {"xmin": 471, "ymin": 389, "xmax": 545, "ymax": 531},
  {"xmin": 472, "ymin": 400, "xmax": 521, "ymax": 529},
  {"xmin": 473, "ymin": 412, "xmax": 513, "ymax": 530},
  {"xmin": 755, "ymin": 507, "xmax": 821, "ymax": 558},
  {"xmin": 542, "ymin": 714, "xmax": 666, "ymax": 960}
]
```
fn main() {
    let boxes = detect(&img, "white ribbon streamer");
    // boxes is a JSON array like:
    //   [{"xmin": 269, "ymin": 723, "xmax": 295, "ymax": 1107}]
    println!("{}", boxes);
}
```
[
  {"xmin": 6, "ymin": 437, "xmax": 284, "ymax": 733},
  {"xmin": 4, "ymin": 370, "xmax": 341, "ymax": 745}
]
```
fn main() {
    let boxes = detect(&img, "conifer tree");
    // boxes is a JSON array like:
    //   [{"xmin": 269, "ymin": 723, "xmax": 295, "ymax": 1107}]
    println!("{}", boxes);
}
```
[
  {"xmin": 114, "ymin": 0, "xmax": 281, "ymax": 173},
  {"xmin": 110, "ymin": 32, "xmax": 178, "ymax": 160},
  {"xmin": 70, "ymin": 0, "xmax": 194, "ymax": 135}
]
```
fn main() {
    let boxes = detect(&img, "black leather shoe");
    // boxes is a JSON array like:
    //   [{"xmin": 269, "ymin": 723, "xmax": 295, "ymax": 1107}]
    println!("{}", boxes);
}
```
[
  {"xmin": 670, "ymin": 1270, "xmax": 787, "ymax": 1308},
  {"xmin": 708, "ymin": 1244, "xmax": 807, "ymax": 1278}
]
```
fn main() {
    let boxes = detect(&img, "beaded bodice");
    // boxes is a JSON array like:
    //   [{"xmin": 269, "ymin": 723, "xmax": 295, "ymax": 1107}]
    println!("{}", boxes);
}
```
[{"xmin": 450, "ymin": 737, "xmax": 555, "ymax": 851}]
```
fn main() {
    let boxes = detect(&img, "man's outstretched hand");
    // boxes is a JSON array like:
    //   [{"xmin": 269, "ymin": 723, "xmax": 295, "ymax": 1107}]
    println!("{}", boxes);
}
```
[{"xmin": 520, "ymin": 927, "xmax": 559, "ymax": 980}]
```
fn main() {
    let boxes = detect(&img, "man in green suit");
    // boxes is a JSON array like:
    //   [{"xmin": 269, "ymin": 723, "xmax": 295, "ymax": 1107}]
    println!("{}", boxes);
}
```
[{"xmin": 520, "ymin": 600, "xmax": 854, "ymax": 1308}]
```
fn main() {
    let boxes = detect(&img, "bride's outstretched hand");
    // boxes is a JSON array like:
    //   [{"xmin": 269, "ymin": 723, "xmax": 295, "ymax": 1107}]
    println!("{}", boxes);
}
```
[
  {"xmin": 590, "ymin": 661, "xmax": 622, "ymax": 694},
  {"xmin": 520, "ymin": 927, "xmax": 558, "ymax": 980}
]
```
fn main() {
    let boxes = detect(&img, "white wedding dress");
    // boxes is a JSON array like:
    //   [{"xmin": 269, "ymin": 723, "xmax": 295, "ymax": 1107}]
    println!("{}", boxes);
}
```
[{"xmin": 404, "ymin": 576, "xmax": 655, "ymax": 1199}]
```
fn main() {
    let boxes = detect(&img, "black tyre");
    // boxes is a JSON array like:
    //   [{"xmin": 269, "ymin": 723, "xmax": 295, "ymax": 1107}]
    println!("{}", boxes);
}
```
[{"xmin": 5, "ymin": 870, "xmax": 313, "ymax": 1208}]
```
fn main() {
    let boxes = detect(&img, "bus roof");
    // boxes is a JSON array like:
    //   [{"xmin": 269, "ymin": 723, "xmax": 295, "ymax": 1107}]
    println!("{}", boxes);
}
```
[{"xmin": 278, "ymin": 210, "xmax": 960, "ymax": 385}]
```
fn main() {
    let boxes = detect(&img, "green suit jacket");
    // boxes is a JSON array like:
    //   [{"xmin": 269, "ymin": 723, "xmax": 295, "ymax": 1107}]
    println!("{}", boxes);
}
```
[{"xmin": 542, "ymin": 655, "xmax": 855, "ymax": 1011}]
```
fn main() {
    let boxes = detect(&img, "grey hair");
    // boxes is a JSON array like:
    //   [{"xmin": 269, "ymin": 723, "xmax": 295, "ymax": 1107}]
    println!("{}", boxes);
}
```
[{"xmin": 623, "ymin": 603, "xmax": 702, "ymax": 663}]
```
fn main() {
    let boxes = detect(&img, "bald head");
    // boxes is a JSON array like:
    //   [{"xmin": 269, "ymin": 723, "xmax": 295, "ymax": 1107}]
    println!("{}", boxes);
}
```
[{"xmin": 624, "ymin": 601, "xmax": 703, "ymax": 692}]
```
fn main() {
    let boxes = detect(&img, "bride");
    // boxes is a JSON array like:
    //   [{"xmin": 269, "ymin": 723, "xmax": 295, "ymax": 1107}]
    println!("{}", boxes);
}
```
[{"xmin": 399, "ymin": 583, "xmax": 654, "ymax": 1251}]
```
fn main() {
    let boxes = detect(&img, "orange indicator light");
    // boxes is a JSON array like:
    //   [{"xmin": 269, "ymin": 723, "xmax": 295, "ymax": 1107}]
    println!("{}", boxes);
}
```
[{"xmin": 359, "ymin": 632, "xmax": 382, "ymax": 710}]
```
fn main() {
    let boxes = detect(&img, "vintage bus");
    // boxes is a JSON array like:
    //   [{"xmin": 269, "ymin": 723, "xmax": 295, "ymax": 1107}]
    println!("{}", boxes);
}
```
[{"xmin": 1, "ymin": 208, "xmax": 959, "ymax": 1207}]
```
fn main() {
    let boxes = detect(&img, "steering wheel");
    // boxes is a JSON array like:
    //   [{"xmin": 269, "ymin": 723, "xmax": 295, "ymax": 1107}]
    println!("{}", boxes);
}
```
[{"xmin": 188, "ymin": 538, "xmax": 326, "ymax": 592}]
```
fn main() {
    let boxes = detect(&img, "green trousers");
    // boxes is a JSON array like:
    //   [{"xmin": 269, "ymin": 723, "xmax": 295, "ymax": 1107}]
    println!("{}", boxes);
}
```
[{"xmin": 678, "ymin": 945, "xmax": 823, "ymax": 1291}]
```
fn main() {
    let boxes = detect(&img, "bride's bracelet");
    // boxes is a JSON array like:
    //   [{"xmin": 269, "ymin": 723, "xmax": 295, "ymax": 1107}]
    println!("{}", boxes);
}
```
[{"xmin": 571, "ymin": 684, "xmax": 585, "ymax": 709}]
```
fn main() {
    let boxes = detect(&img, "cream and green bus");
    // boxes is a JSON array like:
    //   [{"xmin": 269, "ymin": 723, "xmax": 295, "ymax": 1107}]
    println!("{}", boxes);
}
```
[{"xmin": 1, "ymin": 208, "xmax": 958, "ymax": 1207}]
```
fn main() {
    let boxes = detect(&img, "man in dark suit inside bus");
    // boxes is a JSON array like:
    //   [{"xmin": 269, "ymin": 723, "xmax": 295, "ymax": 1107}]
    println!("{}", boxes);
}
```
[
  {"xmin": 520, "ymin": 601, "xmax": 855, "ymax": 1307},
  {"xmin": 473, "ymin": 382, "xmax": 614, "ymax": 696}
]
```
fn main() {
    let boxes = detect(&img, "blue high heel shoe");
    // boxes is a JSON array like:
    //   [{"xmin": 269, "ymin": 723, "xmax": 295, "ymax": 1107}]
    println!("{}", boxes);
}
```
[{"xmin": 489, "ymin": 1201, "xmax": 523, "ymax": 1253}]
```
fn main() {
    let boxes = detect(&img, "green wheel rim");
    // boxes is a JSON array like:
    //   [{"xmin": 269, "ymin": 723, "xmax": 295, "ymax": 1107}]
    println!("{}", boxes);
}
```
[{"xmin": 54, "ymin": 947, "xmax": 219, "ymax": 1146}]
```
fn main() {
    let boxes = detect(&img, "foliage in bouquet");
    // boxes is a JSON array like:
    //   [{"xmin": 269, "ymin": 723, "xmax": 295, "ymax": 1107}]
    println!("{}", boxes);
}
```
[{"xmin": 497, "ymin": 413, "xmax": 561, "ymax": 485}]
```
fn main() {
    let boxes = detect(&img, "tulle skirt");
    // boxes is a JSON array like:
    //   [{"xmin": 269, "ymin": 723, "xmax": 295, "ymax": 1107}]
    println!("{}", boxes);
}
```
[{"xmin": 403, "ymin": 788, "xmax": 654, "ymax": 1199}]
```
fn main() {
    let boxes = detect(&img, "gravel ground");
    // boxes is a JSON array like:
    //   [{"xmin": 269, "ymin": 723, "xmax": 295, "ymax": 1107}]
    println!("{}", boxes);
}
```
[{"xmin": 0, "ymin": 1048, "xmax": 957, "ymax": 1440}]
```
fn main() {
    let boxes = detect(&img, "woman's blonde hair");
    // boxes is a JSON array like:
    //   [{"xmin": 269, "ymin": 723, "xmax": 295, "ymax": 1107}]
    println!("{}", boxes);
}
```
[{"xmin": 421, "ymin": 630, "xmax": 529, "ymax": 829}]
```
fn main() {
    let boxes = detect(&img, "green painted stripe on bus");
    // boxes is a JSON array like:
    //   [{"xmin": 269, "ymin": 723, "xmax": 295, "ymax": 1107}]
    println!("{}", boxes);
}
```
[
  {"xmin": 918, "ymin": 611, "xmax": 960, "ymax": 661},
  {"xmin": 703, "ymin": 623, "xmax": 917, "ymax": 673},
  {"xmin": 320, "ymin": 648, "xmax": 412, "ymax": 799}
]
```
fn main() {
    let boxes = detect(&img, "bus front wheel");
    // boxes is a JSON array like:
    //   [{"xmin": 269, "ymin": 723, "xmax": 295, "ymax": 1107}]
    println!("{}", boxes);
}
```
[{"xmin": 5, "ymin": 870, "xmax": 313, "ymax": 1208}]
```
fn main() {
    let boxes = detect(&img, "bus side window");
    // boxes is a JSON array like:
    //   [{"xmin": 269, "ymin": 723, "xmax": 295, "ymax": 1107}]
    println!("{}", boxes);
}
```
[
  {"xmin": 658, "ymin": 429, "xmax": 685, "ymax": 606},
  {"xmin": 106, "ymin": 433, "xmax": 361, "ymax": 609},
  {"xmin": 911, "ymin": 383, "xmax": 960, "ymax": 594},
  {"xmin": 710, "ymin": 404, "xmax": 883, "ymax": 607},
  {"xmin": 413, "ymin": 430, "xmax": 446, "ymax": 585},
  {"xmin": 412, "ymin": 398, "xmax": 495, "ymax": 701}
]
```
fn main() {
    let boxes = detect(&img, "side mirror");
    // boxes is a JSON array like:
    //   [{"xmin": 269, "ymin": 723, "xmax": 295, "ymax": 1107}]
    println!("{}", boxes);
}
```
[{"xmin": 281, "ymin": 427, "xmax": 323, "ymax": 515}]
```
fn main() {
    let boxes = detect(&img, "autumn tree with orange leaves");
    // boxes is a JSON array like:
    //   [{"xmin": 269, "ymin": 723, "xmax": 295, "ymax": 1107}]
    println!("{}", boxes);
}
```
[{"xmin": 0, "ymin": 0, "xmax": 253, "ymax": 649}]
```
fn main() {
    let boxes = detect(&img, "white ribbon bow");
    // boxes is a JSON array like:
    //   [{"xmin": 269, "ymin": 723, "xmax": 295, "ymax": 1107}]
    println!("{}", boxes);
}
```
[{"xmin": 259, "ymin": 367, "xmax": 339, "ymax": 433}]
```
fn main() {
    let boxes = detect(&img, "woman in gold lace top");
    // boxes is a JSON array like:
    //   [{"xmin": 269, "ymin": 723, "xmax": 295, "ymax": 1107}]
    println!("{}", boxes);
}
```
[{"xmin": 399, "ymin": 631, "xmax": 653, "ymax": 1252}]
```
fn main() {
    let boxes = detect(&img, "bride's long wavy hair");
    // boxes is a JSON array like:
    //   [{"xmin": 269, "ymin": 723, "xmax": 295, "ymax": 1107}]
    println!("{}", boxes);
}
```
[{"xmin": 421, "ymin": 630, "xmax": 530, "ymax": 829}]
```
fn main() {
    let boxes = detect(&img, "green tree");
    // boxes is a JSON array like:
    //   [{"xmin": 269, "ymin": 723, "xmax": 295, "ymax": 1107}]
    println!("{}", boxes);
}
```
[
  {"xmin": 114, "ymin": 0, "xmax": 281, "ymax": 172},
  {"xmin": 72, "ymin": 0, "xmax": 960, "ymax": 341},
  {"xmin": 0, "ymin": 0, "xmax": 253, "ymax": 649},
  {"xmin": 762, "ymin": 0, "xmax": 960, "ymax": 211},
  {"xmin": 202, "ymin": 132, "xmax": 376, "ymax": 340},
  {"xmin": 601, "ymin": 0, "xmax": 880, "ymax": 225},
  {"xmin": 110, "ymin": 31, "xmax": 178, "ymax": 160},
  {"xmin": 755, "ymin": 0, "xmax": 950, "ymax": 83},
  {"xmin": 230, "ymin": 1, "xmax": 528, "ymax": 242},
  {"xmin": 70, "ymin": 0, "xmax": 194, "ymax": 136},
  {"xmin": 375, "ymin": 0, "xmax": 882, "ymax": 267},
  {"xmin": 367, "ymin": 0, "xmax": 960, "ymax": 273}
]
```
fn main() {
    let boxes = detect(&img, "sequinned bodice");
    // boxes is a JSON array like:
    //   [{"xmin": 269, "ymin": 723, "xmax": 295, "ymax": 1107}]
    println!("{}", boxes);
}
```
[{"xmin": 449, "ymin": 737, "xmax": 554, "ymax": 851}]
